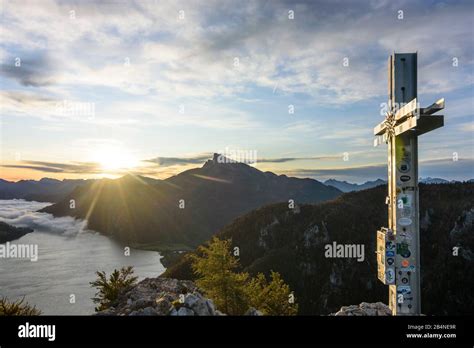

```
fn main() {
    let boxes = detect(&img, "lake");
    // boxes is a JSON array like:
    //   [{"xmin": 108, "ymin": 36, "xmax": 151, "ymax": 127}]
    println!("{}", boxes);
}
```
[{"xmin": 0, "ymin": 199, "xmax": 165, "ymax": 315}]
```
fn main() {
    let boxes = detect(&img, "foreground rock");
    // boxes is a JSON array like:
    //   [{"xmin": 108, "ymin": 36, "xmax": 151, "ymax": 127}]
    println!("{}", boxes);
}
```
[
  {"xmin": 330, "ymin": 302, "xmax": 392, "ymax": 316},
  {"xmin": 0, "ymin": 221, "xmax": 33, "ymax": 243},
  {"xmin": 95, "ymin": 277, "xmax": 223, "ymax": 316}
]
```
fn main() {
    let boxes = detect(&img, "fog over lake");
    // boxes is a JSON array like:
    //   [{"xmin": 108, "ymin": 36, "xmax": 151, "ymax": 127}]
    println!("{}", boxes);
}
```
[{"xmin": 0, "ymin": 199, "xmax": 165, "ymax": 315}]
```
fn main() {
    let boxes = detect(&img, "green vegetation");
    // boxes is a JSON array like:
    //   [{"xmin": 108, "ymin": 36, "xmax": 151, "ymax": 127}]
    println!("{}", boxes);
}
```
[
  {"xmin": 131, "ymin": 242, "xmax": 193, "ymax": 253},
  {"xmin": 0, "ymin": 297, "xmax": 41, "ymax": 316},
  {"xmin": 245, "ymin": 271, "xmax": 298, "ymax": 315},
  {"xmin": 190, "ymin": 237, "xmax": 297, "ymax": 315},
  {"xmin": 90, "ymin": 266, "xmax": 138, "ymax": 311},
  {"xmin": 168, "ymin": 182, "xmax": 474, "ymax": 315}
]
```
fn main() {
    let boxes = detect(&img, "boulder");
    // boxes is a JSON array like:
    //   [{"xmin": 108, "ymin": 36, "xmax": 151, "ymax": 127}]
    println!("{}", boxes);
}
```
[
  {"xmin": 177, "ymin": 307, "xmax": 195, "ymax": 316},
  {"xmin": 141, "ymin": 307, "xmax": 159, "ymax": 316},
  {"xmin": 184, "ymin": 293, "xmax": 212, "ymax": 316},
  {"xmin": 155, "ymin": 297, "xmax": 173, "ymax": 315},
  {"xmin": 95, "ymin": 277, "xmax": 222, "ymax": 316},
  {"xmin": 245, "ymin": 307, "xmax": 263, "ymax": 316},
  {"xmin": 331, "ymin": 302, "xmax": 391, "ymax": 316}
]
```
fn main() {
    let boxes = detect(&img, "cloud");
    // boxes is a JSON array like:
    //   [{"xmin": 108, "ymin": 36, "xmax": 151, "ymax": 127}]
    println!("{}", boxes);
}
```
[
  {"xmin": 0, "ymin": 90, "xmax": 59, "ymax": 120},
  {"xmin": 144, "ymin": 153, "xmax": 344, "ymax": 167},
  {"xmin": 258, "ymin": 155, "xmax": 342, "ymax": 163},
  {"xmin": 2, "ymin": 0, "xmax": 472, "ymax": 104},
  {"xmin": 1, "ymin": 0, "xmax": 472, "ymax": 182},
  {"xmin": 0, "ymin": 51, "xmax": 56, "ymax": 87},
  {"xmin": 145, "ymin": 154, "xmax": 212, "ymax": 166},
  {"xmin": 1, "ymin": 165, "xmax": 64, "ymax": 173},
  {"xmin": 2, "ymin": 161, "xmax": 101, "ymax": 174},
  {"xmin": 0, "ymin": 199, "xmax": 88, "ymax": 236}
]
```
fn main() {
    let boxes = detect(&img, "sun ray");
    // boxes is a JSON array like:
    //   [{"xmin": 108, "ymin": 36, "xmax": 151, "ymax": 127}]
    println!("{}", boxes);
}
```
[{"xmin": 192, "ymin": 174, "xmax": 232, "ymax": 184}]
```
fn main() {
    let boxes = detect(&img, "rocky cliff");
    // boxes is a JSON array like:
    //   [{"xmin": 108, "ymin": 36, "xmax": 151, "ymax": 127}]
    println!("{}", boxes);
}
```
[
  {"xmin": 95, "ymin": 278, "xmax": 217, "ymax": 316},
  {"xmin": 331, "ymin": 302, "xmax": 392, "ymax": 316},
  {"xmin": 95, "ymin": 277, "xmax": 262, "ymax": 316}
]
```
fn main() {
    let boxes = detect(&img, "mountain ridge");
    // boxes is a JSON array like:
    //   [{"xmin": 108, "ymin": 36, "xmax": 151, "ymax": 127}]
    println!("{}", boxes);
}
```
[
  {"xmin": 324, "ymin": 177, "xmax": 470, "ymax": 192},
  {"xmin": 163, "ymin": 182, "xmax": 474, "ymax": 315},
  {"xmin": 39, "ymin": 154, "xmax": 342, "ymax": 248}
]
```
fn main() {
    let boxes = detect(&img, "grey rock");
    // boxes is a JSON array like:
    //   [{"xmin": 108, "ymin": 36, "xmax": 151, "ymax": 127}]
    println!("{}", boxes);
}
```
[
  {"xmin": 205, "ymin": 299, "xmax": 216, "ymax": 315},
  {"xmin": 184, "ymin": 293, "xmax": 212, "ymax": 316},
  {"xmin": 330, "ymin": 302, "xmax": 392, "ymax": 316},
  {"xmin": 177, "ymin": 307, "xmax": 195, "ymax": 316},
  {"xmin": 131, "ymin": 298, "xmax": 153, "ymax": 310},
  {"xmin": 245, "ymin": 307, "xmax": 263, "ymax": 316},
  {"xmin": 184, "ymin": 293, "xmax": 200, "ymax": 308},
  {"xmin": 94, "ymin": 277, "xmax": 222, "ymax": 316},
  {"xmin": 141, "ymin": 306, "xmax": 158, "ymax": 316},
  {"xmin": 155, "ymin": 297, "xmax": 173, "ymax": 315}
]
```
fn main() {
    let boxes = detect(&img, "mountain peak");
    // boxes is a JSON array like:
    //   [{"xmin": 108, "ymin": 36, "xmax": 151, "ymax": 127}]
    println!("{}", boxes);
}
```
[{"xmin": 203, "ymin": 153, "xmax": 238, "ymax": 167}]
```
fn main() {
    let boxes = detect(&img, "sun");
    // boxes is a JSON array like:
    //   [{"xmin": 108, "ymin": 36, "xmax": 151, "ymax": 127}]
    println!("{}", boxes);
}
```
[{"xmin": 93, "ymin": 148, "xmax": 139, "ymax": 172}]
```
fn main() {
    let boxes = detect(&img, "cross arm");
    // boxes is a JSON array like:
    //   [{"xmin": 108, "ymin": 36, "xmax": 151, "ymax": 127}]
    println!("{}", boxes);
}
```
[
  {"xmin": 420, "ymin": 98, "xmax": 445, "ymax": 116},
  {"xmin": 394, "ymin": 98, "xmax": 417, "ymax": 121},
  {"xmin": 374, "ymin": 120, "xmax": 387, "ymax": 136}
]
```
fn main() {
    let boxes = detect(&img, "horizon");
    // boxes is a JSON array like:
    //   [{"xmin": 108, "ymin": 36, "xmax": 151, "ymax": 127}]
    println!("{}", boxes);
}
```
[
  {"xmin": 1, "ymin": 151, "xmax": 472, "ymax": 185},
  {"xmin": 1, "ymin": 0, "xmax": 473, "ymax": 183}
]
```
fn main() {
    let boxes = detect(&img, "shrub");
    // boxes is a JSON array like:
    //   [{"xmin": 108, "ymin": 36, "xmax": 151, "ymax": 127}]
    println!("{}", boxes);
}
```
[
  {"xmin": 90, "ymin": 266, "xmax": 138, "ymax": 311},
  {"xmin": 0, "ymin": 297, "xmax": 41, "ymax": 316}
]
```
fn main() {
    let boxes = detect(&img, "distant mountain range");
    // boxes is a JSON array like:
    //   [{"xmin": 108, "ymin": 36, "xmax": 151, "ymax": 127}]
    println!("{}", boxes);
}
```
[
  {"xmin": 324, "ymin": 177, "xmax": 468, "ymax": 192},
  {"xmin": 39, "ymin": 154, "xmax": 342, "ymax": 249},
  {"xmin": 324, "ymin": 179, "xmax": 386, "ymax": 192},
  {"xmin": 0, "ymin": 178, "xmax": 94, "ymax": 203},
  {"xmin": 164, "ymin": 182, "xmax": 474, "ymax": 315},
  {"xmin": 0, "ymin": 168, "xmax": 465, "ymax": 201}
]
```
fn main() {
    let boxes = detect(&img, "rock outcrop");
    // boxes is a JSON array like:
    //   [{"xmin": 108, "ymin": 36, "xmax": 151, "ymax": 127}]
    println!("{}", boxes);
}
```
[
  {"xmin": 95, "ymin": 277, "xmax": 222, "ymax": 316},
  {"xmin": 331, "ymin": 302, "xmax": 392, "ymax": 316}
]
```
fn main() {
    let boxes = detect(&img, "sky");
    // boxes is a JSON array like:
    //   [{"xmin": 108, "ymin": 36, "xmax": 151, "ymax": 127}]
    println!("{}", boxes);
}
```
[{"xmin": 0, "ymin": 0, "xmax": 473, "ymax": 183}]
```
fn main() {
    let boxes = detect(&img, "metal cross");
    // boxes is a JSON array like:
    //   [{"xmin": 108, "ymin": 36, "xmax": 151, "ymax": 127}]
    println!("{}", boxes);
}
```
[{"xmin": 374, "ymin": 53, "xmax": 445, "ymax": 316}]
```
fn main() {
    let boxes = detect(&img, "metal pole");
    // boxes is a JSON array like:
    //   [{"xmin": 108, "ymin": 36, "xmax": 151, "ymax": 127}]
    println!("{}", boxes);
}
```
[{"xmin": 388, "ymin": 53, "xmax": 420, "ymax": 315}]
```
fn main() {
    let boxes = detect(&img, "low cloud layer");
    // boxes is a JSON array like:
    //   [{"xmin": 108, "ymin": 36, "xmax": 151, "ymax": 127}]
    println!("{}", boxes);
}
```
[{"xmin": 0, "ymin": 200, "xmax": 88, "ymax": 236}]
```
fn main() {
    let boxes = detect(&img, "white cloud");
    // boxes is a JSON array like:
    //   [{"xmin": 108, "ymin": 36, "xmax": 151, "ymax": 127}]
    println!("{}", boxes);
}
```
[
  {"xmin": 2, "ymin": 0, "xmax": 472, "ymax": 106},
  {"xmin": 0, "ymin": 199, "xmax": 89, "ymax": 236}
]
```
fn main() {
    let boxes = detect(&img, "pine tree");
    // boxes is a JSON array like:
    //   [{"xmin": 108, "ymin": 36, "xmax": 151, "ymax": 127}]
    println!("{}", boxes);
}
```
[
  {"xmin": 189, "ymin": 237, "xmax": 249, "ymax": 315},
  {"xmin": 190, "ymin": 237, "xmax": 298, "ymax": 315},
  {"xmin": 245, "ymin": 271, "xmax": 298, "ymax": 315}
]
